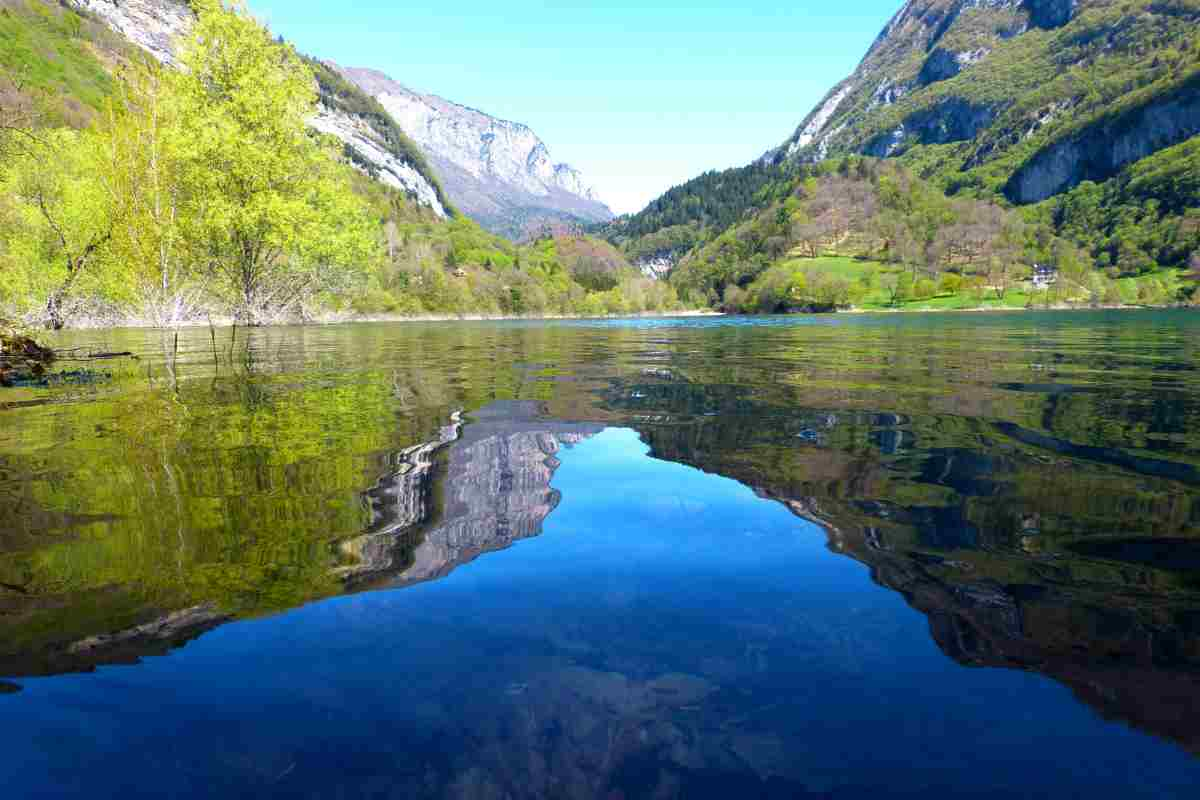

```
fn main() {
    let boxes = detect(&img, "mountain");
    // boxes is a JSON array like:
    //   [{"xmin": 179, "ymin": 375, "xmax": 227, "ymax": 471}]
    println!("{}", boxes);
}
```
[
  {"xmin": 67, "ymin": 0, "xmax": 451, "ymax": 215},
  {"xmin": 67, "ymin": 2, "xmax": 613, "ymax": 239},
  {"xmin": 340, "ymin": 67, "xmax": 614, "ymax": 240},
  {"xmin": 768, "ymin": 0, "xmax": 1200, "ymax": 206},
  {"xmin": 599, "ymin": 0, "xmax": 1199, "ymax": 300}
]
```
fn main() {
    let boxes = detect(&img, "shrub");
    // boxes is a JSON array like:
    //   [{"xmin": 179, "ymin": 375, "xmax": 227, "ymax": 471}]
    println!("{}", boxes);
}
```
[
  {"xmin": 915, "ymin": 278, "xmax": 938, "ymax": 300},
  {"xmin": 939, "ymin": 273, "xmax": 963, "ymax": 295}
]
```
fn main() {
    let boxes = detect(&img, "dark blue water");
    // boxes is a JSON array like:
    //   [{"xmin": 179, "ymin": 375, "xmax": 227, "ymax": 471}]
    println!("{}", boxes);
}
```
[{"xmin": 4, "ymin": 428, "xmax": 1197, "ymax": 799}]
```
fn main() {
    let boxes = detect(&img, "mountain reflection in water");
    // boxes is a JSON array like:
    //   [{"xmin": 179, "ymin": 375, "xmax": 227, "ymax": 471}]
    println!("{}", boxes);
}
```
[
  {"xmin": 339, "ymin": 400, "xmax": 603, "ymax": 589},
  {"xmin": 2, "ymin": 314, "xmax": 1200, "ymax": 798},
  {"xmin": 620, "ymin": 382, "xmax": 1200, "ymax": 759}
]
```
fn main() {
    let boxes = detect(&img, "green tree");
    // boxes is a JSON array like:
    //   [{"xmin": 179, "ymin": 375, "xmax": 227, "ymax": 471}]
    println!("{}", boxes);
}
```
[
  {"xmin": 99, "ymin": 60, "xmax": 200, "ymax": 328},
  {"xmin": 938, "ymin": 273, "xmax": 963, "ymax": 295},
  {"xmin": 174, "ymin": 0, "xmax": 374, "ymax": 324},
  {"xmin": 3, "ymin": 128, "xmax": 124, "ymax": 328},
  {"xmin": 889, "ymin": 272, "xmax": 914, "ymax": 306}
]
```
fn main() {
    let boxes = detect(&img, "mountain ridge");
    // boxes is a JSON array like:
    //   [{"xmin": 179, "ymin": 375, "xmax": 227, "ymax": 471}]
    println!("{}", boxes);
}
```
[
  {"xmin": 767, "ymin": 0, "xmax": 1200, "ymax": 205},
  {"xmin": 339, "ymin": 65, "xmax": 613, "ymax": 240}
]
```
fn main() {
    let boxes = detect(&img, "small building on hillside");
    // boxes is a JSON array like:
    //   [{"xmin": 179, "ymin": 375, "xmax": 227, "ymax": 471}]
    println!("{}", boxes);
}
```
[{"xmin": 1031, "ymin": 264, "xmax": 1058, "ymax": 290}]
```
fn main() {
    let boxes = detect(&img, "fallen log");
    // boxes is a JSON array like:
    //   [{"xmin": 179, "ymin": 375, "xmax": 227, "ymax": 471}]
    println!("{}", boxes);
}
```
[{"xmin": 0, "ymin": 322, "xmax": 56, "ymax": 387}]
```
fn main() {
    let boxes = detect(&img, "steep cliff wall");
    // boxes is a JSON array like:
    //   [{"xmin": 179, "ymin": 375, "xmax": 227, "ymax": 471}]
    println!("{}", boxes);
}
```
[
  {"xmin": 1006, "ymin": 75, "xmax": 1200, "ymax": 203},
  {"xmin": 341, "ymin": 67, "xmax": 614, "ymax": 239}
]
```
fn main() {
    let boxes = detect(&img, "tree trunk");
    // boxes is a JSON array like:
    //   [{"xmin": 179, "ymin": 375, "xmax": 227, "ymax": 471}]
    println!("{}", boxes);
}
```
[
  {"xmin": 45, "ymin": 262, "xmax": 80, "ymax": 330},
  {"xmin": 44, "ymin": 293, "xmax": 66, "ymax": 331}
]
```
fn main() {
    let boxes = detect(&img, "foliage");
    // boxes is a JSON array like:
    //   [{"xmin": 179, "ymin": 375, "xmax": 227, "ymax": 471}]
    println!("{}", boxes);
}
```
[
  {"xmin": 595, "ymin": 160, "xmax": 794, "ymax": 256},
  {"xmin": 1042, "ymin": 138, "xmax": 1200, "ymax": 274},
  {"xmin": 170, "ymin": 0, "xmax": 375, "ymax": 324},
  {"xmin": 669, "ymin": 158, "xmax": 1049, "ymax": 308},
  {"xmin": 0, "ymin": 1, "xmax": 685, "ymax": 326},
  {"xmin": 348, "ymin": 173, "xmax": 686, "ymax": 317},
  {"xmin": 0, "ymin": 127, "xmax": 125, "ymax": 327}
]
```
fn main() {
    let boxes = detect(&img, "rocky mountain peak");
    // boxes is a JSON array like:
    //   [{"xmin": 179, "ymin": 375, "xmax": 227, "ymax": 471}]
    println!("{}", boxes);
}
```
[
  {"xmin": 764, "ymin": 0, "xmax": 1200, "ymax": 213},
  {"xmin": 339, "ymin": 66, "xmax": 613, "ymax": 239},
  {"xmin": 770, "ymin": 0, "xmax": 1086, "ymax": 164}
]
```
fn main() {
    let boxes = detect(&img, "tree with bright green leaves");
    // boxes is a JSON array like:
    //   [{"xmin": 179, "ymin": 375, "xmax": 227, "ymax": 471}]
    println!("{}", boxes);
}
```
[
  {"xmin": 173, "ymin": 0, "xmax": 374, "ymax": 324},
  {"xmin": 98, "ymin": 59, "xmax": 201, "ymax": 328},
  {"xmin": 2, "ymin": 128, "xmax": 126, "ymax": 329},
  {"xmin": 938, "ymin": 272, "xmax": 963, "ymax": 295},
  {"xmin": 888, "ymin": 272, "xmax": 914, "ymax": 306}
]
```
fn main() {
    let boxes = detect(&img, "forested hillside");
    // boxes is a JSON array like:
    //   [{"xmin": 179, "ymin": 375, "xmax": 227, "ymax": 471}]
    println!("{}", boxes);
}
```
[
  {"xmin": 595, "ymin": 161, "xmax": 793, "ymax": 264},
  {"xmin": 0, "ymin": 0, "xmax": 681, "ymax": 328},
  {"xmin": 601, "ymin": 0, "xmax": 1200, "ymax": 312}
]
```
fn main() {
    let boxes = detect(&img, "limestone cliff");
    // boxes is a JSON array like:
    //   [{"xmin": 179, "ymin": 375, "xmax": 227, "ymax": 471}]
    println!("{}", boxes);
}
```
[{"xmin": 340, "ymin": 67, "xmax": 614, "ymax": 239}]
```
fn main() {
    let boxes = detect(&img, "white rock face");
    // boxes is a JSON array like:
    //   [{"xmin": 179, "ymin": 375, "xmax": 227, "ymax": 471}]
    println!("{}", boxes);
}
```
[
  {"xmin": 637, "ymin": 257, "xmax": 674, "ymax": 280},
  {"xmin": 341, "ymin": 67, "xmax": 613, "ymax": 237},
  {"xmin": 789, "ymin": 86, "xmax": 851, "ymax": 155},
  {"xmin": 68, "ymin": 0, "xmax": 447, "ymax": 216},
  {"xmin": 71, "ymin": 0, "xmax": 192, "ymax": 68},
  {"xmin": 310, "ymin": 110, "xmax": 447, "ymax": 217}
]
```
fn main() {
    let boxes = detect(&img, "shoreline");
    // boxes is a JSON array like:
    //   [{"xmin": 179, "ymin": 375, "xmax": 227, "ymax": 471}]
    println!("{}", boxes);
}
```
[
  {"xmin": 15, "ymin": 303, "xmax": 1195, "ymax": 334},
  {"xmin": 50, "ymin": 309, "xmax": 725, "ymax": 331},
  {"xmin": 840, "ymin": 302, "xmax": 1196, "ymax": 315}
]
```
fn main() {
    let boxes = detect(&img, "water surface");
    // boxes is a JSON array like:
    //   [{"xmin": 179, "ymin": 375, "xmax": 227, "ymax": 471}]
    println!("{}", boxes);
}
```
[{"xmin": 2, "ymin": 312, "xmax": 1199, "ymax": 798}]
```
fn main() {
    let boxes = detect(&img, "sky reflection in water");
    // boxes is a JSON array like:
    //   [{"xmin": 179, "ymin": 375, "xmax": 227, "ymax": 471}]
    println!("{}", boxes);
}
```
[{"xmin": 4, "ymin": 427, "xmax": 1199, "ymax": 799}]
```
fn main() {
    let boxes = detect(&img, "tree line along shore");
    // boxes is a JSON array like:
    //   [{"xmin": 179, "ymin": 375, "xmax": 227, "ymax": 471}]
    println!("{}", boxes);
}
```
[{"xmin": 0, "ymin": 1, "xmax": 690, "ymax": 334}]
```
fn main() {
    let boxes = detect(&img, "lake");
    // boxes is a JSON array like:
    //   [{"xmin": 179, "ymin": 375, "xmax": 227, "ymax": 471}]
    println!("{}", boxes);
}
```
[{"xmin": 2, "ymin": 311, "xmax": 1200, "ymax": 799}]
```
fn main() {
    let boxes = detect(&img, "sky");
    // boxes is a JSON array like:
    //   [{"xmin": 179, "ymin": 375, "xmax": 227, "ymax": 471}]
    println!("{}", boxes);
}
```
[{"xmin": 246, "ymin": 1, "xmax": 903, "ymax": 214}]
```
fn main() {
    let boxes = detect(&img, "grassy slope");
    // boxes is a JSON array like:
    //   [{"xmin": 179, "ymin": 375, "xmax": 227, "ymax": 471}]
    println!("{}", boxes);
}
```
[
  {"xmin": 0, "ymin": 0, "xmax": 132, "ymax": 124},
  {"xmin": 778, "ymin": 255, "xmax": 1183, "ymax": 311}
]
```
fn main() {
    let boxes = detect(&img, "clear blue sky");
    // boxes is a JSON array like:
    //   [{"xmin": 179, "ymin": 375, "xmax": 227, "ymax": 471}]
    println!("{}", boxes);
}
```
[{"xmin": 247, "ymin": 1, "xmax": 902, "ymax": 214}]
